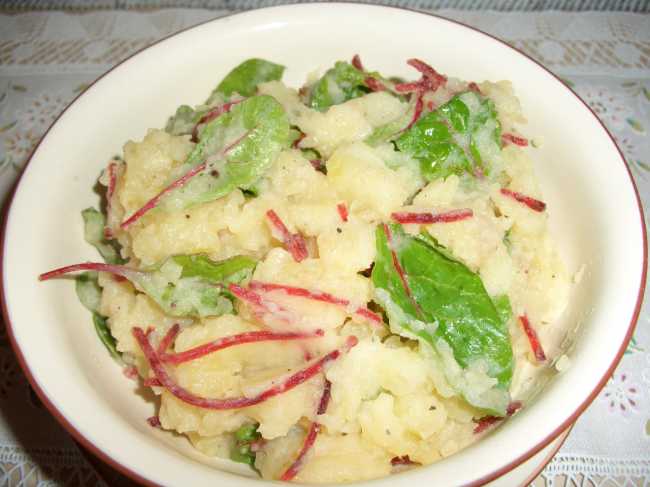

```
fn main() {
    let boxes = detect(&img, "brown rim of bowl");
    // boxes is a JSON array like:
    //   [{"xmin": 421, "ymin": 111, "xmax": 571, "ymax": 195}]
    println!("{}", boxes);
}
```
[{"xmin": 1, "ymin": 3, "xmax": 646, "ymax": 487}]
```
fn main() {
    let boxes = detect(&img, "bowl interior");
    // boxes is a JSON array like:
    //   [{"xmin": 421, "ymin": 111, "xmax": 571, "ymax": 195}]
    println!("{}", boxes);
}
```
[{"xmin": 3, "ymin": 4, "xmax": 645, "ymax": 486}]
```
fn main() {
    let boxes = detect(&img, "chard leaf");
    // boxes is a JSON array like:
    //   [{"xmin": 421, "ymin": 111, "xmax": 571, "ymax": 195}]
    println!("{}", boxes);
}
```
[
  {"xmin": 493, "ymin": 294, "xmax": 513, "ymax": 325},
  {"xmin": 215, "ymin": 59, "xmax": 285, "ymax": 98},
  {"xmin": 128, "ymin": 254, "xmax": 256, "ymax": 318},
  {"xmin": 231, "ymin": 423, "xmax": 261, "ymax": 468},
  {"xmin": 82, "ymin": 208, "xmax": 124, "ymax": 264},
  {"xmin": 162, "ymin": 95, "xmax": 291, "ymax": 211},
  {"xmin": 371, "ymin": 223, "xmax": 513, "ymax": 415},
  {"xmin": 395, "ymin": 91, "xmax": 502, "ymax": 181}
]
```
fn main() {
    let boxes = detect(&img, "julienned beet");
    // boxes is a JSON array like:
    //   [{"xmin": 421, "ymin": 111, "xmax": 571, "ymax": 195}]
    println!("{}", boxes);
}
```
[{"xmin": 39, "ymin": 55, "xmax": 572, "ymax": 483}]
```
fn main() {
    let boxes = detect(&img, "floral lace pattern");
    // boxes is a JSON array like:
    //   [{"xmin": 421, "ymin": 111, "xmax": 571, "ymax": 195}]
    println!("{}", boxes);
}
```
[{"xmin": 0, "ymin": 7, "xmax": 648, "ymax": 487}]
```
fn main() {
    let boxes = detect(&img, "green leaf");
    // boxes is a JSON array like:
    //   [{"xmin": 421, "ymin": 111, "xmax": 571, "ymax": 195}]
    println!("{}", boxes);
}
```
[
  {"xmin": 308, "ymin": 61, "xmax": 369, "ymax": 111},
  {"xmin": 231, "ymin": 423, "xmax": 261, "ymax": 468},
  {"xmin": 165, "ymin": 104, "xmax": 203, "ymax": 136},
  {"xmin": 372, "ymin": 223, "xmax": 513, "ymax": 415},
  {"xmin": 395, "ymin": 91, "xmax": 502, "ymax": 181},
  {"xmin": 82, "ymin": 208, "xmax": 125, "ymax": 264},
  {"xmin": 215, "ymin": 58, "xmax": 285, "ymax": 98},
  {"xmin": 128, "ymin": 254, "xmax": 256, "ymax": 318},
  {"xmin": 93, "ymin": 312, "xmax": 121, "ymax": 360},
  {"xmin": 492, "ymin": 294, "xmax": 513, "ymax": 325},
  {"xmin": 234, "ymin": 423, "xmax": 261, "ymax": 442},
  {"xmin": 75, "ymin": 272, "xmax": 102, "ymax": 313},
  {"xmin": 162, "ymin": 95, "xmax": 291, "ymax": 211}
]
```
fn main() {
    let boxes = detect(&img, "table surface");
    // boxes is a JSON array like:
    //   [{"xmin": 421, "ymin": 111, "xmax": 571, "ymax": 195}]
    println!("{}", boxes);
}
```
[{"xmin": 0, "ymin": 2, "xmax": 648, "ymax": 486}]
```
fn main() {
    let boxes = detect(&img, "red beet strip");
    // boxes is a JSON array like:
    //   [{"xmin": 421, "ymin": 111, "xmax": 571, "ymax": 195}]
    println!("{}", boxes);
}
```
[
  {"xmin": 407, "ymin": 58, "xmax": 447, "ymax": 88},
  {"xmin": 365, "ymin": 77, "xmax": 386, "ymax": 92},
  {"xmin": 107, "ymin": 161, "xmax": 119, "ymax": 201},
  {"xmin": 391, "ymin": 208, "xmax": 473, "ymax": 224},
  {"xmin": 351, "ymin": 54, "xmax": 364, "ymax": 71},
  {"xmin": 266, "ymin": 209, "xmax": 309, "ymax": 262},
  {"xmin": 147, "ymin": 416, "xmax": 161, "ymax": 428},
  {"xmin": 391, "ymin": 455, "xmax": 416, "ymax": 466},
  {"xmin": 395, "ymin": 58, "xmax": 447, "ymax": 94},
  {"xmin": 249, "ymin": 281, "xmax": 383, "ymax": 326},
  {"xmin": 337, "ymin": 203, "xmax": 349, "ymax": 222},
  {"xmin": 309, "ymin": 159, "xmax": 324, "ymax": 171},
  {"xmin": 133, "ymin": 327, "xmax": 357, "ymax": 410},
  {"xmin": 473, "ymin": 400, "xmax": 524, "ymax": 434},
  {"xmin": 144, "ymin": 378, "xmax": 162, "ymax": 387},
  {"xmin": 228, "ymin": 284, "xmax": 293, "ymax": 326},
  {"xmin": 157, "ymin": 323, "xmax": 181, "ymax": 355},
  {"xmin": 519, "ymin": 315, "xmax": 547, "ymax": 362},
  {"xmin": 501, "ymin": 133, "xmax": 529, "ymax": 147},
  {"xmin": 280, "ymin": 379, "xmax": 332, "ymax": 481},
  {"xmin": 405, "ymin": 91, "xmax": 425, "ymax": 130},
  {"xmin": 160, "ymin": 329, "xmax": 325, "ymax": 365},
  {"xmin": 292, "ymin": 131, "xmax": 306, "ymax": 149},
  {"xmin": 122, "ymin": 366, "xmax": 138, "ymax": 380},
  {"xmin": 468, "ymin": 82, "xmax": 482, "ymax": 94},
  {"xmin": 120, "ymin": 162, "xmax": 206, "ymax": 229},
  {"xmin": 38, "ymin": 262, "xmax": 136, "ymax": 281},
  {"xmin": 191, "ymin": 99, "xmax": 244, "ymax": 143},
  {"xmin": 500, "ymin": 188, "xmax": 546, "ymax": 212},
  {"xmin": 382, "ymin": 224, "xmax": 424, "ymax": 319}
]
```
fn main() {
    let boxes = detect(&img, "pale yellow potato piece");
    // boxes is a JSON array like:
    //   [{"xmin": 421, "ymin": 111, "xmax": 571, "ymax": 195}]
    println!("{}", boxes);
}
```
[{"xmin": 327, "ymin": 142, "xmax": 418, "ymax": 220}]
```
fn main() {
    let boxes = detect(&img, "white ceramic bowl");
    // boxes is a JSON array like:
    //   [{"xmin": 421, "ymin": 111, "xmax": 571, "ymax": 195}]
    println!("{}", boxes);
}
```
[{"xmin": 2, "ymin": 3, "xmax": 646, "ymax": 486}]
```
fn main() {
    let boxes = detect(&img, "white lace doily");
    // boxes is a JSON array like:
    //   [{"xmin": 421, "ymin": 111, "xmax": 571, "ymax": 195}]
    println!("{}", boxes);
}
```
[{"xmin": 0, "ymin": 7, "xmax": 648, "ymax": 487}]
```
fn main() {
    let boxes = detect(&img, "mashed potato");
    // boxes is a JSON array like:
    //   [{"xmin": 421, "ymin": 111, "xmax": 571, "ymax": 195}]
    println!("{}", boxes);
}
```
[{"xmin": 51, "ymin": 57, "xmax": 570, "ymax": 483}]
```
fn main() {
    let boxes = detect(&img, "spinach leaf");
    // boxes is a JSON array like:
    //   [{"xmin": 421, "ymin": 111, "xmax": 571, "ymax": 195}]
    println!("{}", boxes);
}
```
[
  {"xmin": 162, "ymin": 95, "xmax": 291, "ymax": 211},
  {"xmin": 93, "ymin": 312, "xmax": 121, "ymax": 360},
  {"xmin": 492, "ymin": 294, "xmax": 513, "ymax": 325},
  {"xmin": 215, "ymin": 59, "xmax": 285, "ymax": 98},
  {"xmin": 395, "ymin": 91, "xmax": 502, "ymax": 181},
  {"xmin": 308, "ymin": 61, "xmax": 371, "ymax": 111},
  {"xmin": 126, "ymin": 254, "xmax": 256, "ymax": 318},
  {"xmin": 165, "ymin": 59, "xmax": 284, "ymax": 136},
  {"xmin": 165, "ymin": 104, "xmax": 204, "ymax": 136},
  {"xmin": 75, "ymin": 271, "xmax": 121, "ymax": 360},
  {"xmin": 372, "ymin": 223, "xmax": 513, "ymax": 415},
  {"xmin": 231, "ymin": 423, "xmax": 261, "ymax": 468},
  {"xmin": 82, "ymin": 208, "xmax": 124, "ymax": 264}
]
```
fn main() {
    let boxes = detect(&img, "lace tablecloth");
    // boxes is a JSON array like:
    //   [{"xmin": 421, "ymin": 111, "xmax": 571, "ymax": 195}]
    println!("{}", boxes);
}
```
[{"xmin": 0, "ymin": 4, "xmax": 648, "ymax": 487}]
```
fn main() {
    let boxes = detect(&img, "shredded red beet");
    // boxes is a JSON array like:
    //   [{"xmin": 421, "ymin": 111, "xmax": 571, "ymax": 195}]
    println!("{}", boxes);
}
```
[
  {"xmin": 519, "ymin": 315, "xmax": 547, "ymax": 362},
  {"xmin": 391, "ymin": 455, "xmax": 415, "ymax": 466},
  {"xmin": 365, "ymin": 77, "xmax": 386, "ymax": 92},
  {"xmin": 147, "ymin": 416, "xmax": 161, "ymax": 428},
  {"xmin": 38, "ymin": 262, "xmax": 135, "ymax": 281},
  {"xmin": 122, "ymin": 366, "xmax": 138, "ymax": 380},
  {"xmin": 107, "ymin": 161, "xmax": 119, "ymax": 202},
  {"xmin": 157, "ymin": 324, "xmax": 181, "ymax": 355},
  {"xmin": 468, "ymin": 82, "xmax": 482, "ymax": 94},
  {"xmin": 391, "ymin": 208, "xmax": 473, "ymax": 224},
  {"xmin": 191, "ymin": 99, "xmax": 244, "ymax": 143},
  {"xmin": 407, "ymin": 58, "xmax": 447, "ymax": 87},
  {"xmin": 228, "ymin": 283, "xmax": 293, "ymax": 326},
  {"xmin": 395, "ymin": 58, "xmax": 447, "ymax": 94},
  {"xmin": 473, "ymin": 415, "xmax": 501, "ymax": 434},
  {"xmin": 336, "ymin": 203, "xmax": 349, "ymax": 223},
  {"xmin": 249, "ymin": 281, "xmax": 383, "ymax": 327},
  {"xmin": 280, "ymin": 379, "xmax": 332, "ymax": 481},
  {"xmin": 120, "ymin": 162, "xmax": 206, "ymax": 229},
  {"xmin": 133, "ymin": 327, "xmax": 357, "ymax": 410},
  {"xmin": 266, "ymin": 209, "xmax": 309, "ymax": 262},
  {"xmin": 143, "ymin": 378, "xmax": 162, "ymax": 387},
  {"xmin": 382, "ymin": 224, "xmax": 424, "ymax": 318},
  {"xmin": 501, "ymin": 132, "xmax": 529, "ymax": 147},
  {"xmin": 405, "ymin": 92, "xmax": 424, "ymax": 130},
  {"xmin": 500, "ymin": 188, "xmax": 546, "ymax": 212},
  {"xmin": 309, "ymin": 159, "xmax": 324, "ymax": 171},
  {"xmin": 507, "ymin": 400, "xmax": 523, "ymax": 416},
  {"xmin": 292, "ymin": 131, "xmax": 306, "ymax": 149},
  {"xmin": 474, "ymin": 400, "xmax": 524, "ymax": 434},
  {"xmin": 351, "ymin": 54, "xmax": 364, "ymax": 71},
  {"xmin": 160, "ymin": 329, "xmax": 324, "ymax": 365}
]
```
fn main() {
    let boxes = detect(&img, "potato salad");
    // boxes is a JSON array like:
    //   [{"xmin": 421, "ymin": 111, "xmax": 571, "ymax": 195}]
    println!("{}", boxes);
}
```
[{"xmin": 40, "ymin": 55, "xmax": 570, "ymax": 483}]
